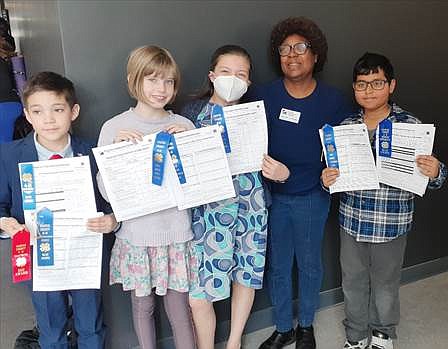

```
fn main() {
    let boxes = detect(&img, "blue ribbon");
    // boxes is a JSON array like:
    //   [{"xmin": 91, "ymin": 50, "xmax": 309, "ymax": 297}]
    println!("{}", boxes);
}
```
[
  {"xmin": 152, "ymin": 131, "xmax": 171, "ymax": 186},
  {"xmin": 20, "ymin": 163, "xmax": 36, "ymax": 211},
  {"xmin": 36, "ymin": 207, "xmax": 54, "ymax": 267},
  {"xmin": 211, "ymin": 104, "xmax": 231, "ymax": 153},
  {"xmin": 168, "ymin": 136, "xmax": 186, "ymax": 184},
  {"xmin": 378, "ymin": 119, "xmax": 392, "ymax": 157},
  {"xmin": 322, "ymin": 124, "xmax": 339, "ymax": 168}
]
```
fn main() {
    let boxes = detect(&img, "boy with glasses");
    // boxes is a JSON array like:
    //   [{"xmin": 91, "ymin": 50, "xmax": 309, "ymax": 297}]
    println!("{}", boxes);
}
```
[{"xmin": 322, "ymin": 52, "xmax": 446, "ymax": 349}]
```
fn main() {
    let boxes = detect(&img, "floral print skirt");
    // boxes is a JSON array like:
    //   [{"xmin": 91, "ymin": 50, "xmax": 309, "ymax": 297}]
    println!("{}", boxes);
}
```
[{"xmin": 110, "ymin": 237, "xmax": 198, "ymax": 297}]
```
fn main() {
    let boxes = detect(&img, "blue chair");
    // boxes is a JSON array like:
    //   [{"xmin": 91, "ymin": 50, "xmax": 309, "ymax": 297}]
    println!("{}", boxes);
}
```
[{"xmin": 0, "ymin": 101, "xmax": 22, "ymax": 143}]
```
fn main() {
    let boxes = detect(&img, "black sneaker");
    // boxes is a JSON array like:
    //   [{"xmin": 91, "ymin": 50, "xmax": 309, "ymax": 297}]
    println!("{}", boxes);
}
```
[
  {"xmin": 259, "ymin": 329, "xmax": 296, "ymax": 349},
  {"xmin": 295, "ymin": 325, "xmax": 316, "ymax": 349},
  {"xmin": 14, "ymin": 326, "xmax": 39, "ymax": 349}
]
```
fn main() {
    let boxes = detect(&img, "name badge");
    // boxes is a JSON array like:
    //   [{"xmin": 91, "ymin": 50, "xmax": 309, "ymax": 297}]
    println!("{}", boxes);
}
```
[{"xmin": 279, "ymin": 108, "xmax": 301, "ymax": 124}]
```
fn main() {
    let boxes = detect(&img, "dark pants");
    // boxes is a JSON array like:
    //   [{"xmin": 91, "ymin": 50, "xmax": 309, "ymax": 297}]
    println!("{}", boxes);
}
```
[
  {"xmin": 267, "ymin": 188, "xmax": 330, "ymax": 332},
  {"xmin": 31, "ymin": 289, "xmax": 105, "ymax": 349},
  {"xmin": 340, "ymin": 229, "xmax": 407, "ymax": 341}
]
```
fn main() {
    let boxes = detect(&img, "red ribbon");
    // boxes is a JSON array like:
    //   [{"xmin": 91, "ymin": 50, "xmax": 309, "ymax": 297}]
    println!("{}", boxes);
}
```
[{"xmin": 11, "ymin": 229, "xmax": 32, "ymax": 283}]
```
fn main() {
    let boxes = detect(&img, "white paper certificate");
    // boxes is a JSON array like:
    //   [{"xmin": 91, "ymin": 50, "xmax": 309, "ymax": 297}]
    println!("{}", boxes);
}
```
[
  {"xmin": 32, "ymin": 215, "xmax": 103, "ymax": 291},
  {"xmin": 376, "ymin": 123, "xmax": 435, "ymax": 196},
  {"xmin": 92, "ymin": 135, "xmax": 178, "ymax": 222},
  {"xmin": 223, "ymin": 101, "xmax": 268, "ymax": 175},
  {"xmin": 171, "ymin": 125, "xmax": 236, "ymax": 209},
  {"xmin": 19, "ymin": 156, "xmax": 98, "ymax": 240},
  {"xmin": 18, "ymin": 156, "xmax": 103, "ymax": 290},
  {"xmin": 320, "ymin": 124, "xmax": 380, "ymax": 193}
]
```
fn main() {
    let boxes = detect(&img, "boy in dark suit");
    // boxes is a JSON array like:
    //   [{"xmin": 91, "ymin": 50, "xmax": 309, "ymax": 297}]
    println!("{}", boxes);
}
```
[{"xmin": 0, "ymin": 71, "xmax": 118, "ymax": 348}]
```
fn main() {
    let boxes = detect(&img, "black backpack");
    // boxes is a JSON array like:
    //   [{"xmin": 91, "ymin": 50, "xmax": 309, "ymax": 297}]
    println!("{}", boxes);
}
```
[
  {"xmin": 14, "ymin": 309, "xmax": 77, "ymax": 349},
  {"xmin": 13, "ymin": 327, "xmax": 39, "ymax": 349}
]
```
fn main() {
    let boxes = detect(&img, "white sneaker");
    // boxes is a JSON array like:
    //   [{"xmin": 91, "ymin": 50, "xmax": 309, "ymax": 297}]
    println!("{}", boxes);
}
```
[
  {"xmin": 343, "ymin": 338, "xmax": 368, "ymax": 349},
  {"xmin": 370, "ymin": 330, "xmax": 393, "ymax": 349}
]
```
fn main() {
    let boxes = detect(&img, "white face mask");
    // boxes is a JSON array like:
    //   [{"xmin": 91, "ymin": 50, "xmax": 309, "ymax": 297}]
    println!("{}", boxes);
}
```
[{"xmin": 212, "ymin": 75, "xmax": 248, "ymax": 103}]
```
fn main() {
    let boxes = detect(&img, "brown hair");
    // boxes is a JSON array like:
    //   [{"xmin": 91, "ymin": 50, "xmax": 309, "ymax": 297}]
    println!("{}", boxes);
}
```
[
  {"xmin": 270, "ymin": 17, "xmax": 328, "ymax": 74},
  {"xmin": 23, "ymin": 71, "xmax": 78, "ymax": 109},
  {"xmin": 127, "ymin": 45, "xmax": 180, "ymax": 104},
  {"xmin": 199, "ymin": 44, "xmax": 252, "ymax": 99}
]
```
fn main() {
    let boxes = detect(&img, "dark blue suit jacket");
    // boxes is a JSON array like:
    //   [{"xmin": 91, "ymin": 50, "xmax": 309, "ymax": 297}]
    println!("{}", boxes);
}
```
[{"xmin": 0, "ymin": 132, "xmax": 111, "ymax": 224}]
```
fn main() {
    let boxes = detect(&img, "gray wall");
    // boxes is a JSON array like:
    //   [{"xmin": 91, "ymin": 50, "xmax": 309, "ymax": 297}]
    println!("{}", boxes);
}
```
[
  {"xmin": 5, "ymin": 0, "xmax": 65, "ymax": 75},
  {"xmin": 4, "ymin": 1, "xmax": 448, "ymax": 348}
]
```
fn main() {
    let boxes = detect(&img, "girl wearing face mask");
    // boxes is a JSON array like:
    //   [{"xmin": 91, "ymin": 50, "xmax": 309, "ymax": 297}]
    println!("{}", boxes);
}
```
[{"xmin": 181, "ymin": 45, "xmax": 268, "ymax": 349}]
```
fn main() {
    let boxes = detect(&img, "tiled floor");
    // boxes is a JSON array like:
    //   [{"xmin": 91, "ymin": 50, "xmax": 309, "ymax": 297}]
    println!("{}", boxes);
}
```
[
  {"xmin": 217, "ymin": 272, "xmax": 448, "ymax": 348},
  {"xmin": 1, "ymin": 247, "xmax": 447, "ymax": 349}
]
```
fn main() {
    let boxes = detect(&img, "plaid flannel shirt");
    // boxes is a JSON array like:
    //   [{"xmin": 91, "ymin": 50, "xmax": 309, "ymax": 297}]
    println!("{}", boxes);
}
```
[{"xmin": 339, "ymin": 103, "xmax": 447, "ymax": 243}]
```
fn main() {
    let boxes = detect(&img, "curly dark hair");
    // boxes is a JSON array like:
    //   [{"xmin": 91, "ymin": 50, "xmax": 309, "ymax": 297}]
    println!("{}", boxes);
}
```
[{"xmin": 270, "ymin": 17, "xmax": 328, "ymax": 74}]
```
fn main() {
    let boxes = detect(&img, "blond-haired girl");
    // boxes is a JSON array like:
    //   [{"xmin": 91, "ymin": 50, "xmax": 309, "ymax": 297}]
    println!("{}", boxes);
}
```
[{"xmin": 97, "ymin": 46, "xmax": 196, "ymax": 349}]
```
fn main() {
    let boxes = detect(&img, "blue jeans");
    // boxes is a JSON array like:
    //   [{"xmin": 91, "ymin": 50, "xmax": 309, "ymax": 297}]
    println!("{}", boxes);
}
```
[
  {"xmin": 32, "ymin": 289, "xmax": 106, "ymax": 349},
  {"xmin": 267, "ymin": 188, "xmax": 330, "ymax": 332}
]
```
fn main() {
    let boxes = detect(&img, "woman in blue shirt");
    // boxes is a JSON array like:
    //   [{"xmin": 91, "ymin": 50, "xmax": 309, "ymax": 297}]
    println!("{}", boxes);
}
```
[{"xmin": 250, "ymin": 17, "xmax": 352, "ymax": 349}]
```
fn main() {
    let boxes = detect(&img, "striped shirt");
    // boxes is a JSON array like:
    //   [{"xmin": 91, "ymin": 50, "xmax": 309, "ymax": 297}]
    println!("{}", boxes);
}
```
[{"xmin": 339, "ymin": 103, "xmax": 447, "ymax": 243}]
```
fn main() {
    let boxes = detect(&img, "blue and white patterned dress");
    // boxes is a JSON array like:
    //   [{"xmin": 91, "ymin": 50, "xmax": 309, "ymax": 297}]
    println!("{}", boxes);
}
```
[{"xmin": 189, "ymin": 102, "xmax": 268, "ymax": 302}]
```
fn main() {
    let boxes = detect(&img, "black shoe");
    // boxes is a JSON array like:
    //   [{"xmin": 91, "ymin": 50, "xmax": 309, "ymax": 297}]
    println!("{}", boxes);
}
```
[
  {"xmin": 14, "ymin": 326, "xmax": 39, "ymax": 349},
  {"xmin": 295, "ymin": 325, "xmax": 316, "ymax": 349},
  {"xmin": 259, "ymin": 329, "xmax": 296, "ymax": 349}
]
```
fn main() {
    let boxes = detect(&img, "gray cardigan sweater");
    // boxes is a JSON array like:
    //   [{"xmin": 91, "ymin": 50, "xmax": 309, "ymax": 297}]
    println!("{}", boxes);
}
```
[{"xmin": 97, "ymin": 108, "xmax": 194, "ymax": 246}]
